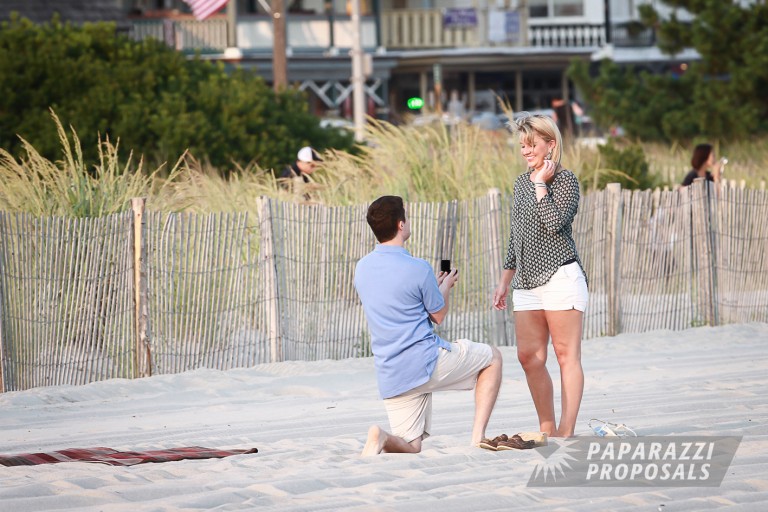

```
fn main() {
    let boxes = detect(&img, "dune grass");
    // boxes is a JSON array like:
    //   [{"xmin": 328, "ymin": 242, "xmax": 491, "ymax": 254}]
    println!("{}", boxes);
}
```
[
  {"xmin": 0, "ymin": 111, "xmax": 178, "ymax": 217},
  {"xmin": 0, "ymin": 113, "xmax": 765, "ymax": 216}
]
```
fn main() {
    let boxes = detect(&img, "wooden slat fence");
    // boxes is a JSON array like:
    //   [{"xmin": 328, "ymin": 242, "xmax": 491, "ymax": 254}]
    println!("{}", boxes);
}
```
[
  {"xmin": 0, "ymin": 212, "xmax": 135, "ymax": 391},
  {"xmin": 143, "ymin": 211, "xmax": 268, "ymax": 376},
  {"xmin": 260, "ymin": 200, "xmax": 372, "ymax": 362},
  {"xmin": 712, "ymin": 185, "xmax": 768, "ymax": 325},
  {"xmin": 1, "ymin": 180, "xmax": 766, "ymax": 392}
]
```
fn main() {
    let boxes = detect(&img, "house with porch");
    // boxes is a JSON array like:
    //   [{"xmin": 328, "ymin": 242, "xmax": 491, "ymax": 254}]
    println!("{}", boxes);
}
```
[{"xmin": 0, "ymin": 1, "xmax": 695, "ymax": 122}]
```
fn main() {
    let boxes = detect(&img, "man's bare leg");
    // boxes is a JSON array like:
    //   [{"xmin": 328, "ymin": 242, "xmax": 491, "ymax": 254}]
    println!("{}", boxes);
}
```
[
  {"xmin": 470, "ymin": 346, "xmax": 503, "ymax": 446},
  {"xmin": 361, "ymin": 426, "xmax": 422, "ymax": 456},
  {"xmin": 515, "ymin": 310, "xmax": 556, "ymax": 436}
]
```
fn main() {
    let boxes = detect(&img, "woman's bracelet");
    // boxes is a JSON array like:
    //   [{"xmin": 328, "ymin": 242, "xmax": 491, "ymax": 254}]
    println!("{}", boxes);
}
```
[{"xmin": 534, "ymin": 182, "xmax": 548, "ymax": 189}]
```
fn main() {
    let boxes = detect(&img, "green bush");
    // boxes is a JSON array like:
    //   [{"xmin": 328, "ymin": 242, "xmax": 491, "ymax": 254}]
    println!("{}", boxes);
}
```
[
  {"xmin": 595, "ymin": 140, "xmax": 659, "ymax": 190},
  {"xmin": 0, "ymin": 14, "xmax": 354, "ymax": 172}
]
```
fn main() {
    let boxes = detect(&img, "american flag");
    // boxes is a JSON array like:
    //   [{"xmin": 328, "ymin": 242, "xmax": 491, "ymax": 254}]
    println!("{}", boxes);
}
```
[{"xmin": 183, "ymin": 0, "xmax": 229, "ymax": 20}]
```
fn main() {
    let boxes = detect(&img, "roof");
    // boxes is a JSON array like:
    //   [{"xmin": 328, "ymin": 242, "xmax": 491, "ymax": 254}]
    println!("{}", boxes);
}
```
[{"xmin": 0, "ymin": 0, "xmax": 129, "ymax": 24}]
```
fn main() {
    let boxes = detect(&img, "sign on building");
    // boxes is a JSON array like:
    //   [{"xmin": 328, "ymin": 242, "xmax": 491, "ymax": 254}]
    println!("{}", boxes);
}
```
[
  {"xmin": 489, "ymin": 10, "xmax": 521, "ymax": 43},
  {"xmin": 443, "ymin": 8, "xmax": 478, "ymax": 29}
]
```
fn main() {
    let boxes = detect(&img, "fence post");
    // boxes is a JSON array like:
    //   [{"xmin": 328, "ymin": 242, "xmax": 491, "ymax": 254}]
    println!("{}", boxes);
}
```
[
  {"xmin": 606, "ymin": 183, "xmax": 623, "ymax": 336},
  {"xmin": 131, "ymin": 198, "xmax": 151, "ymax": 378},
  {"xmin": 486, "ymin": 188, "xmax": 509, "ymax": 346},
  {"xmin": 0, "ymin": 280, "xmax": 4, "ymax": 393},
  {"xmin": 689, "ymin": 179, "xmax": 716, "ymax": 326},
  {"xmin": 707, "ymin": 182, "xmax": 720, "ymax": 326},
  {"xmin": 257, "ymin": 197, "xmax": 282, "ymax": 363},
  {"xmin": 442, "ymin": 199, "xmax": 458, "ymax": 261}
]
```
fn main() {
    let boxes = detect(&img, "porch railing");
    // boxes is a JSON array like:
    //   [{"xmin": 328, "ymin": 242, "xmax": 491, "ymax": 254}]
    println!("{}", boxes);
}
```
[
  {"xmin": 610, "ymin": 23, "xmax": 656, "ymax": 48},
  {"xmin": 129, "ymin": 16, "xmax": 377, "ymax": 52},
  {"xmin": 528, "ymin": 23, "xmax": 605, "ymax": 48},
  {"xmin": 129, "ymin": 14, "xmax": 609, "ymax": 52},
  {"xmin": 380, "ymin": 9, "xmax": 478, "ymax": 49},
  {"xmin": 131, "ymin": 18, "xmax": 229, "ymax": 51}
]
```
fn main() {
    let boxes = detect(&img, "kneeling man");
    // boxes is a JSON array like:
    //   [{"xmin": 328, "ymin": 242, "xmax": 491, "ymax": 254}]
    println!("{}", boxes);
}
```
[{"xmin": 354, "ymin": 196, "xmax": 502, "ymax": 455}]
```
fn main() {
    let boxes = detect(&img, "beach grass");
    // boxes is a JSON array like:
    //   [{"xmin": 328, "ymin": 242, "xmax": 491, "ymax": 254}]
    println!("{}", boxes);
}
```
[{"xmin": 1, "ymin": 115, "xmax": 766, "ymax": 215}]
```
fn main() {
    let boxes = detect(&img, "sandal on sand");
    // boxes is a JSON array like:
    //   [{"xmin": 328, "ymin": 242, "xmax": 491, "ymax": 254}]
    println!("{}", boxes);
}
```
[
  {"xmin": 478, "ymin": 434, "xmax": 508, "ymax": 451},
  {"xmin": 497, "ymin": 434, "xmax": 536, "ymax": 451}
]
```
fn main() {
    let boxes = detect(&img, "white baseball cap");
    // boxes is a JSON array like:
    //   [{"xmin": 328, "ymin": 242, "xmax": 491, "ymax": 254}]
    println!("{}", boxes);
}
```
[{"xmin": 297, "ymin": 146, "xmax": 321, "ymax": 162}]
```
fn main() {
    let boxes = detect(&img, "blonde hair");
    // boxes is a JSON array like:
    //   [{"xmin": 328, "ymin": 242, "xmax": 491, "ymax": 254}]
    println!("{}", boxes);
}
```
[{"xmin": 512, "ymin": 114, "xmax": 563, "ymax": 168}]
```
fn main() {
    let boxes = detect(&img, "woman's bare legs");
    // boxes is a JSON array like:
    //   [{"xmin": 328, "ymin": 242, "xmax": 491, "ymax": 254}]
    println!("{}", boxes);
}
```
[
  {"xmin": 546, "ymin": 309, "xmax": 584, "ymax": 438},
  {"xmin": 515, "ymin": 310, "xmax": 556, "ymax": 436}
]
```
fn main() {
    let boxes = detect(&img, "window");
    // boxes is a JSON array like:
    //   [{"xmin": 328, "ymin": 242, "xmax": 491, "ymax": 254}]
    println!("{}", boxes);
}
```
[
  {"xmin": 529, "ymin": 0, "xmax": 549, "ymax": 18},
  {"xmin": 553, "ymin": 0, "xmax": 583, "ymax": 17},
  {"xmin": 530, "ymin": 0, "xmax": 584, "ymax": 18}
]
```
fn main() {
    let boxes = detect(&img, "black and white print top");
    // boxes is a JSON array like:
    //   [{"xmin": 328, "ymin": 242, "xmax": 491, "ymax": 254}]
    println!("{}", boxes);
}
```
[{"xmin": 503, "ymin": 168, "xmax": 588, "ymax": 290}]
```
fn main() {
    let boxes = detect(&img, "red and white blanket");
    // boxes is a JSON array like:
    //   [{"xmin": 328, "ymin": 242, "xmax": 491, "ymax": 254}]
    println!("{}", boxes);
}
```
[{"xmin": 0, "ymin": 446, "xmax": 258, "ymax": 467}]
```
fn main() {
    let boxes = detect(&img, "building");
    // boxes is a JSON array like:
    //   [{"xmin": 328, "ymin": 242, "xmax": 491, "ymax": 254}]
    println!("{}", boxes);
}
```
[{"xmin": 0, "ymin": 1, "xmax": 697, "ymax": 122}]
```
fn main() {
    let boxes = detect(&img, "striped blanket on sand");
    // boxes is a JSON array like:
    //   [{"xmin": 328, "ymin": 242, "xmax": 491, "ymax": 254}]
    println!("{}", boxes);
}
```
[{"xmin": 0, "ymin": 446, "xmax": 258, "ymax": 467}]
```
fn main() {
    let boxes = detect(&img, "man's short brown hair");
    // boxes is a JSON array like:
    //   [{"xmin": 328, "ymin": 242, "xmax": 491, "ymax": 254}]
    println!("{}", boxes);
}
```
[{"xmin": 366, "ymin": 196, "xmax": 405, "ymax": 243}]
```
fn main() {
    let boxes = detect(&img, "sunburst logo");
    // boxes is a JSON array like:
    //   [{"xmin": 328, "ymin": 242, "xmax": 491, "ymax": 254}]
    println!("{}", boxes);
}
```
[
  {"xmin": 528, "ymin": 439, "xmax": 580, "ymax": 484},
  {"xmin": 527, "ymin": 436, "xmax": 742, "ymax": 488}
]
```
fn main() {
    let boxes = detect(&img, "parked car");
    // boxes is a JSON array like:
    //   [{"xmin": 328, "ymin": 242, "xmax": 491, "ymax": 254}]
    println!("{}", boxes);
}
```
[
  {"xmin": 512, "ymin": 108, "xmax": 555, "ymax": 121},
  {"xmin": 470, "ymin": 111, "xmax": 505, "ymax": 131},
  {"xmin": 320, "ymin": 117, "xmax": 355, "ymax": 133}
]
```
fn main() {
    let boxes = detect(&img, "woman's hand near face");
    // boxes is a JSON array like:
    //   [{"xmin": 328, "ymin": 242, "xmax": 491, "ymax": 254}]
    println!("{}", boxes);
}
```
[{"xmin": 534, "ymin": 159, "xmax": 557, "ymax": 183}]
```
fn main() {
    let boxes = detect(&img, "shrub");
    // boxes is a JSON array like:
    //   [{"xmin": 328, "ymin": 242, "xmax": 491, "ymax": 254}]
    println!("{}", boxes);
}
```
[
  {"xmin": 594, "ymin": 140, "xmax": 659, "ymax": 190},
  {"xmin": 0, "ymin": 14, "xmax": 354, "ymax": 173}
]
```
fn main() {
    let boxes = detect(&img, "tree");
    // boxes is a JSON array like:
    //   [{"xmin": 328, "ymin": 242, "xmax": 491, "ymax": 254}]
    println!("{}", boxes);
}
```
[
  {"xmin": 0, "ymin": 15, "xmax": 353, "ymax": 171},
  {"xmin": 569, "ymin": 0, "xmax": 768, "ymax": 141}
]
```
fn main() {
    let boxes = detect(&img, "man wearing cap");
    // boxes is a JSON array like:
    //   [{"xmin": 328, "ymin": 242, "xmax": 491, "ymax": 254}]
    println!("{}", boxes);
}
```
[{"xmin": 280, "ymin": 146, "xmax": 321, "ymax": 183}]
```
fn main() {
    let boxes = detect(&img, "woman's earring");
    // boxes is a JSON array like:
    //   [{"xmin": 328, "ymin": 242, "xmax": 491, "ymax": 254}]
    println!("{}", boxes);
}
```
[{"xmin": 546, "ymin": 150, "xmax": 552, "ymax": 160}]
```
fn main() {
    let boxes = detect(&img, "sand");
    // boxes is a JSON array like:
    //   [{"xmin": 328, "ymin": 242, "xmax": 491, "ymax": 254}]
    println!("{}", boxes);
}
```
[{"xmin": 1, "ymin": 323, "xmax": 766, "ymax": 511}]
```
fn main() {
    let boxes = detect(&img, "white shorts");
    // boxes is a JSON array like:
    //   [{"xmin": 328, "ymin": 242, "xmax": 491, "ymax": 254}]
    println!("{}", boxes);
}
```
[
  {"xmin": 383, "ymin": 339, "xmax": 493, "ymax": 443},
  {"xmin": 513, "ymin": 262, "xmax": 588, "ymax": 312}
]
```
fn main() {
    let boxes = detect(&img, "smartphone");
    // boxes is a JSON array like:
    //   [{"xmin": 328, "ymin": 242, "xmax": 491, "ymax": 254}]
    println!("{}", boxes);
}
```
[{"xmin": 440, "ymin": 259, "xmax": 451, "ymax": 273}]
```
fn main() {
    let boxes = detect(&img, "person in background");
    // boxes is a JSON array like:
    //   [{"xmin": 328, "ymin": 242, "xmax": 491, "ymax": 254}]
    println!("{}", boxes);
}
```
[
  {"xmin": 281, "ymin": 146, "xmax": 321, "ymax": 183},
  {"xmin": 681, "ymin": 143, "xmax": 724, "ymax": 187},
  {"xmin": 492, "ymin": 113, "xmax": 588, "ymax": 439},
  {"xmin": 355, "ymin": 196, "xmax": 503, "ymax": 455},
  {"xmin": 551, "ymin": 98, "xmax": 573, "ymax": 140}
]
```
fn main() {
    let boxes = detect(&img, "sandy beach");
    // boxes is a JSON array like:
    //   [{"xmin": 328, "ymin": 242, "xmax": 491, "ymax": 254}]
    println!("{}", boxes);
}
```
[{"xmin": 1, "ymin": 322, "xmax": 766, "ymax": 511}]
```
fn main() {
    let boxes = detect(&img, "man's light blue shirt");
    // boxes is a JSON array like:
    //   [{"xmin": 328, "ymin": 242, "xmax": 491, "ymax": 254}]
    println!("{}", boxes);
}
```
[{"xmin": 354, "ymin": 244, "xmax": 452, "ymax": 399}]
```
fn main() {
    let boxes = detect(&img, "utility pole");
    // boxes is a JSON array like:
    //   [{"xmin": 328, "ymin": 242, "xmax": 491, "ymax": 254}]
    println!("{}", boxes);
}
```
[
  {"xmin": 433, "ymin": 63, "xmax": 442, "ymax": 116},
  {"xmin": 223, "ymin": 0, "xmax": 243, "ymax": 60},
  {"xmin": 350, "ymin": 0, "xmax": 366, "ymax": 141},
  {"xmin": 226, "ymin": 0, "xmax": 237, "ymax": 48},
  {"xmin": 272, "ymin": 0, "xmax": 288, "ymax": 91}
]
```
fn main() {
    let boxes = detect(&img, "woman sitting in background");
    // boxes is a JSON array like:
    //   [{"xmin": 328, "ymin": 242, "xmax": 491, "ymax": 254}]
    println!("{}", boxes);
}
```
[{"xmin": 681, "ymin": 143, "xmax": 724, "ymax": 186}]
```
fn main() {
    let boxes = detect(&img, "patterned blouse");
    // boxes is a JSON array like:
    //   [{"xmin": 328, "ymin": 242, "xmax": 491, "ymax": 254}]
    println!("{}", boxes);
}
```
[{"xmin": 503, "ymin": 168, "xmax": 588, "ymax": 289}]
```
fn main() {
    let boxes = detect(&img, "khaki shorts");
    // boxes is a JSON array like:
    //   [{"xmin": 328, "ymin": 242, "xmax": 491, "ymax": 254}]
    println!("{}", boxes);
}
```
[
  {"xmin": 513, "ymin": 262, "xmax": 588, "ymax": 312},
  {"xmin": 383, "ymin": 339, "xmax": 494, "ymax": 443}
]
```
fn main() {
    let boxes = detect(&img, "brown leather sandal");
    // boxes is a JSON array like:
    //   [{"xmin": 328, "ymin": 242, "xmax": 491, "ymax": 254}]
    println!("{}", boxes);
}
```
[
  {"xmin": 478, "ymin": 434, "xmax": 509, "ymax": 451},
  {"xmin": 496, "ymin": 435, "xmax": 536, "ymax": 450}
]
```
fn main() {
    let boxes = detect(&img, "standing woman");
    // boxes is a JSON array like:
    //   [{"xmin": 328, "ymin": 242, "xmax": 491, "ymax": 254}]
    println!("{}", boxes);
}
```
[{"xmin": 492, "ymin": 114, "xmax": 588, "ymax": 438}]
